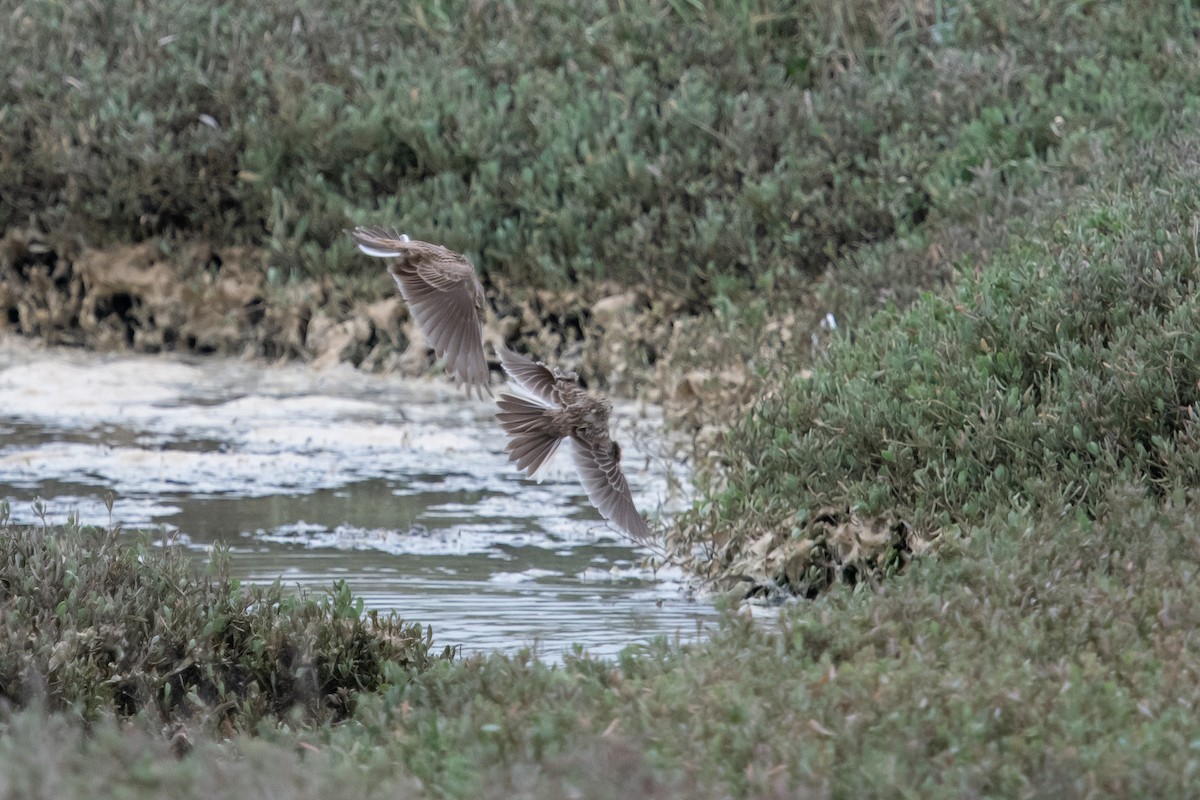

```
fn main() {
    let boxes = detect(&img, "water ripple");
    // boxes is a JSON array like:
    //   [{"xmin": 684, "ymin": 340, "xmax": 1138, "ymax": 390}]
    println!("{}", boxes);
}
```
[{"xmin": 0, "ymin": 336, "xmax": 713, "ymax": 658}]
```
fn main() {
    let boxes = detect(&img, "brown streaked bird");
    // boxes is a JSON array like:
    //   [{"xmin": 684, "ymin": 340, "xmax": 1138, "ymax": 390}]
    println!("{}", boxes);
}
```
[
  {"xmin": 495, "ymin": 346, "xmax": 652, "ymax": 544},
  {"xmin": 348, "ymin": 227, "xmax": 489, "ymax": 393}
]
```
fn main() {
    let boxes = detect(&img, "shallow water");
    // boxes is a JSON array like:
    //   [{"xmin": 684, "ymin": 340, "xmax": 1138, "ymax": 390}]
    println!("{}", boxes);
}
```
[{"xmin": 0, "ymin": 337, "xmax": 714, "ymax": 659}]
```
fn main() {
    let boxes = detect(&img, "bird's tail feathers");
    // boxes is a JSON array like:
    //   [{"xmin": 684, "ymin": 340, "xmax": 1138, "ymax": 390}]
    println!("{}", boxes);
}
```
[{"xmin": 496, "ymin": 393, "xmax": 562, "ymax": 481}]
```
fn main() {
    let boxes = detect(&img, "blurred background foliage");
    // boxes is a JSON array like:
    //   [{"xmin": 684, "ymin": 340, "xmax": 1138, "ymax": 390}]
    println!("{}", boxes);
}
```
[{"xmin": 3, "ymin": 0, "xmax": 1194, "ymax": 311}]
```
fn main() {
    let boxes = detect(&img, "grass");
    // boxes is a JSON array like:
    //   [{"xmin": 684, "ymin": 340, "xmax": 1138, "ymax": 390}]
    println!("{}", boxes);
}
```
[
  {"xmin": 348, "ymin": 488, "xmax": 1200, "ymax": 797},
  {"xmin": 672, "ymin": 124, "xmax": 1200, "ymax": 596}
]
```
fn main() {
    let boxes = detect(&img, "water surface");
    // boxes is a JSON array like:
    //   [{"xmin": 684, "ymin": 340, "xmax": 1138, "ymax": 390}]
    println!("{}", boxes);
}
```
[{"xmin": 0, "ymin": 337, "xmax": 713, "ymax": 658}]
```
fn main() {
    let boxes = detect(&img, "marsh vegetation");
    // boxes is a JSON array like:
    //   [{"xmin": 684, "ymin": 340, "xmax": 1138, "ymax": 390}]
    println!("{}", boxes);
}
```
[{"xmin": 2, "ymin": 0, "xmax": 1200, "ymax": 796}]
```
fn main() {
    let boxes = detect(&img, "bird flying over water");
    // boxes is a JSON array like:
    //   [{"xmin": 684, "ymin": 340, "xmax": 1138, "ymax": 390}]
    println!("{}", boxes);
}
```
[
  {"xmin": 495, "ymin": 346, "xmax": 652, "ymax": 544},
  {"xmin": 348, "ymin": 227, "xmax": 489, "ymax": 393}
]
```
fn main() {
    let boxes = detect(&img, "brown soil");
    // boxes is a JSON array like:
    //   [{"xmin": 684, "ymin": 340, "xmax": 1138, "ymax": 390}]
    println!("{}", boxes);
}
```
[{"xmin": 0, "ymin": 229, "xmax": 773, "ymax": 406}]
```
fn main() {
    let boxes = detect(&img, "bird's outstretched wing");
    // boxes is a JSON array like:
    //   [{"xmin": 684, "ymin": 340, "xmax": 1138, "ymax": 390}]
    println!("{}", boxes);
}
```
[
  {"xmin": 497, "ymin": 345, "xmax": 560, "ymax": 406},
  {"xmin": 349, "ymin": 227, "xmax": 489, "ymax": 392},
  {"xmin": 570, "ymin": 433, "xmax": 651, "ymax": 544},
  {"xmin": 496, "ymin": 392, "xmax": 564, "ymax": 480},
  {"xmin": 390, "ymin": 258, "xmax": 489, "ymax": 391}
]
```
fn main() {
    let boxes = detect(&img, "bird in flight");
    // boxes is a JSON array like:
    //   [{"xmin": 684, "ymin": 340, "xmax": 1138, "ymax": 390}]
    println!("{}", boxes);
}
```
[
  {"xmin": 495, "ymin": 346, "xmax": 652, "ymax": 544},
  {"xmin": 348, "ymin": 227, "xmax": 489, "ymax": 394}
]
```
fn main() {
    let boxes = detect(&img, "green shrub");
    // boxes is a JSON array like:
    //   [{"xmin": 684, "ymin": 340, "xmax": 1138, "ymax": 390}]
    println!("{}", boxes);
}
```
[
  {"xmin": 0, "ymin": 507, "xmax": 450, "ymax": 731},
  {"xmin": 679, "ymin": 127, "xmax": 1200, "ymax": 594},
  {"xmin": 4, "ymin": 489, "xmax": 1200, "ymax": 797},
  {"xmin": 2, "ymin": 0, "xmax": 1195, "ymax": 304},
  {"xmin": 308, "ymin": 489, "xmax": 1200, "ymax": 798}
]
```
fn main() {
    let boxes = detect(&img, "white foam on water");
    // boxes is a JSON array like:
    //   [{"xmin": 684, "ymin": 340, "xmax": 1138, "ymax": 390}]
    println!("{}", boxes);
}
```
[{"xmin": 487, "ymin": 568, "xmax": 563, "ymax": 584}]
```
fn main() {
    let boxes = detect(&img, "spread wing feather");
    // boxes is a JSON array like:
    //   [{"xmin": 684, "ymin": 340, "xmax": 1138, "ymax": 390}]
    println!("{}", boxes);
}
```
[
  {"xmin": 497, "ymin": 346, "xmax": 559, "ymax": 406},
  {"xmin": 570, "ymin": 434, "xmax": 651, "ymax": 544},
  {"xmin": 388, "ymin": 263, "xmax": 488, "ymax": 389},
  {"xmin": 349, "ymin": 227, "xmax": 489, "ymax": 391},
  {"xmin": 496, "ymin": 393, "xmax": 563, "ymax": 480}
]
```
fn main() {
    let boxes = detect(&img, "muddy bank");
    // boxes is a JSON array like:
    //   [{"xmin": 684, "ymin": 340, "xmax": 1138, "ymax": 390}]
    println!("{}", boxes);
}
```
[
  {"xmin": 0, "ymin": 227, "xmax": 786, "ymax": 472},
  {"xmin": 0, "ymin": 229, "xmax": 718, "ymax": 398}
]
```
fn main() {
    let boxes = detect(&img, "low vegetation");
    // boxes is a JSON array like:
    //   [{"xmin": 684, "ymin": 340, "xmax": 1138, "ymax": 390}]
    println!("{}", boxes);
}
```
[
  {"xmin": 4, "ymin": 490, "xmax": 1199, "ymax": 796},
  {"xmin": 2, "ymin": 0, "xmax": 1192, "ymax": 311},
  {"xmin": 674, "ymin": 128, "xmax": 1200, "ymax": 596},
  {"xmin": 3, "ymin": 0, "xmax": 1200, "ymax": 797},
  {"xmin": 0, "ymin": 505, "xmax": 449, "ymax": 733}
]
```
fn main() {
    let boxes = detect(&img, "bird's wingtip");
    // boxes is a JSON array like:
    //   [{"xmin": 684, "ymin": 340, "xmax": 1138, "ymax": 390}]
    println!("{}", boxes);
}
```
[{"xmin": 347, "ymin": 226, "xmax": 410, "ymax": 242}]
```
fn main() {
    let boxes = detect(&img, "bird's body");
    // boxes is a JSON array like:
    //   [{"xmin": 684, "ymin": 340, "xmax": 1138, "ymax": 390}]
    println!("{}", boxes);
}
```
[
  {"xmin": 496, "ymin": 346, "xmax": 651, "ymax": 544},
  {"xmin": 348, "ymin": 227, "xmax": 489, "ymax": 393}
]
